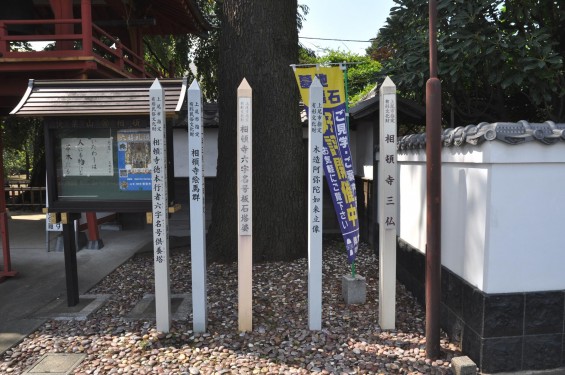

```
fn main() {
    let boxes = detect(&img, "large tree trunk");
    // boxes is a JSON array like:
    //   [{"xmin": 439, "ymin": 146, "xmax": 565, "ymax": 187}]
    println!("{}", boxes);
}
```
[{"xmin": 207, "ymin": 0, "xmax": 306, "ymax": 263}]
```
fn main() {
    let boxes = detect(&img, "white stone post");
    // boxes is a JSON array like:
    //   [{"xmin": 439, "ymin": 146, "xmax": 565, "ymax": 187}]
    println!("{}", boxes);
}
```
[
  {"xmin": 237, "ymin": 78, "xmax": 253, "ymax": 332},
  {"xmin": 149, "ymin": 78, "xmax": 171, "ymax": 332},
  {"xmin": 188, "ymin": 79, "xmax": 208, "ymax": 333},
  {"xmin": 378, "ymin": 76, "xmax": 398, "ymax": 329},
  {"xmin": 308, "ymin": 77, "xmax": 324, "ymax": 330}
]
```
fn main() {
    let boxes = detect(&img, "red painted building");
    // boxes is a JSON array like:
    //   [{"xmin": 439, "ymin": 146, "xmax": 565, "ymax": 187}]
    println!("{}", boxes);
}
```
[
  {"xmin": 0, "ymin": 0, "xmax": 211, "ymax": 115},
  {"xmin": 0, "ymin": 0, "xmax": 211, "ymax": 280}
]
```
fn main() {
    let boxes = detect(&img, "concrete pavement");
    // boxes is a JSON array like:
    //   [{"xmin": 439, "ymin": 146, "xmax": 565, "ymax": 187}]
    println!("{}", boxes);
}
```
[{"xmin": 0, "ymin": 210, "xmax": 186, "ymax": 354}]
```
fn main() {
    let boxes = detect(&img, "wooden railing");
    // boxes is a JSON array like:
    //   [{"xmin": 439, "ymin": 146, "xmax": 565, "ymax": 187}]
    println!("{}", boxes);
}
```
[
  {"xmin": 5, "ymin": 186, "xmax": 46, "ymax": 210},
  {"xmin": 0, "ymin": 18, "xmax": 160, "ymax": 78}
]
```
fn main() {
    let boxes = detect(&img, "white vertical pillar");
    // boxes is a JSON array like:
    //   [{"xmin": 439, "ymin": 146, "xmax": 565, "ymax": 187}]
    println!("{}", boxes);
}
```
[
  {"xmin": 149, "ymin": 78, "xmax": 171, "ymax": 332},
  {"xmin": 308, "ymin": 77, "xmax": 324, "ymax": 330},
  {"xmin": 378, "ymin": 76, "xmax": 398, "ymax": 329},
  {"xmin": 188, "ymin": 79, "xmax": 207, "ymax": 333},
  {"xmin": 237, "ymin": 78, "xmax": 253, "ymax": 332}
]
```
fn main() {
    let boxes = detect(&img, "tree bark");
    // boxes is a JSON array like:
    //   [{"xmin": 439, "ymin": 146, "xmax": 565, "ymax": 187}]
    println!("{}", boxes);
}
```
[{"xmin": 207, "ymin": 0, "xmax": 306, "ymax": 262}]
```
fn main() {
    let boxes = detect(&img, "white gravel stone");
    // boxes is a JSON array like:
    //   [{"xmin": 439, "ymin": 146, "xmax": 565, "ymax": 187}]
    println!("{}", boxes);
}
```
[{"xmin": 0, "ymin": 240, "xmax": 460, "ymax": 374}]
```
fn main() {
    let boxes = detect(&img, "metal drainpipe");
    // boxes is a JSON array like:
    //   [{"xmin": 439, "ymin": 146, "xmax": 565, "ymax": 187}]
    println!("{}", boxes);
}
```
[{"xmin": 425, "ymin": 0, "xmax": 442, "ymax": 360}]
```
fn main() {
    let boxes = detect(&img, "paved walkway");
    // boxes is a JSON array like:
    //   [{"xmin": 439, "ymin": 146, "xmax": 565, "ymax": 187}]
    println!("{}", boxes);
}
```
[{"xmin": 0, "ymin": 210, "xmax": 190, "ymax": 354}]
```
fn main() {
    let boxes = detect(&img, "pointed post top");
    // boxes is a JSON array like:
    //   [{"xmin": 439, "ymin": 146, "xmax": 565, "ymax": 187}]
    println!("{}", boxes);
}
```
[
  {"xmin": 238, "ymin": 78, "xmax": 252, "ymax": 97},
  {"xmin": 380, "ymin": 76, "xmax": 396, "ymax": 95},
  {"xmin": 150, "ymin": 78, "xmax": 162, "ymax": 91},
  {"xmin": 188, "ymin": 79, "xmax": 201, "ymax": 91},
  {"xmin": 310, "ymin": 76, "xmax": 323, "ymax": 89}
]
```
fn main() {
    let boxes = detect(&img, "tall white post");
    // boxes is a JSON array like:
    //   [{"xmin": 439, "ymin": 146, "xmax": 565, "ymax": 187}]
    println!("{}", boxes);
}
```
[
  {"xmin": 188, "ymin": 79, "xmax": 207, "ymax": 333},
  {"xmin": 378, "ymin": 76, "xmax": 398, "ymax": 329},
  {"xmin": 149, "ymin": 78, "xmax": 171, "ymax": 332},
  {"xmin": 308, "ymin": 77, "xmax": 324, "ymax": 330},
  {"xmin": 237, "ymin": 78, "xmax": 253, "ymax": 332}
]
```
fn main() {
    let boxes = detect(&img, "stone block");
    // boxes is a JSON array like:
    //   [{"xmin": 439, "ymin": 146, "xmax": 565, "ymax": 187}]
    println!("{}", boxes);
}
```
[
  {"xmin": 341, "ymin": 274, "xmax": 366, "ymax": 305},
  {"xmin": 86, "ymin": 239, "xmax": 104, "ymax": 250},
  {"xmin": 23, "ymin": 353, "xmax": 85, "ymax": 374},
  {"xmin": 451, "ymin": 356, "xmax": 477, "ymax": 375},
  {"xmin": 53, "ymin": 231, "xmax": 88, "ymax": 252}
]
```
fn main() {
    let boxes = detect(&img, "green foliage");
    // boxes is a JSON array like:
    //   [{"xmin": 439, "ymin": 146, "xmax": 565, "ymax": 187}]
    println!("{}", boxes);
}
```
[
  {"xmin": 10, "ymin": 41, "xmax": 33, "ymax": 52},
  {"xmin": 348, "ymin": 82, "xmax": 378, "ymax": 105},
  {"xmin": 303, "ymin": 49, "xmax": 382, "ymax": 105},
  {"xmin": 143, "ymin": 35, "xmax": 193, "ymax": 78},
  {"xmin": 191, "ymin": 32, "xmax": 219, "ymax": 101},
  {"xmin": 3, "ymin": 149, "xmax": 26, "ymax": 177},
  {"xmin": 297, "ymin": 4, "xmax": 310, "ymax": 32},
  {"xmin": 142, "ymin": 0, "xmax": 219, "ymax": 101},
  {"xmin": 191, "ymin": 1, "xmax": 220, "ymax": 101},
  {"xmin": 375, "ymin": 0, "xmax": 565, "ymax": 123},
  {"xmin": 143, "ymin": 1, "xmax": 311, "ymax": 102},
  {"xmin": 1, "ymin": 117, "xmax": 43, "ymax": 179},
  {"xmin": 298, "ymin": 45, "xmax": 317, "ymax": 64}
]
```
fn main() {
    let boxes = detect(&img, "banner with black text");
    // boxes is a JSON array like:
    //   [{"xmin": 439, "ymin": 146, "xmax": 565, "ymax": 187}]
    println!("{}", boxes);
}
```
[{"xmin": 294, "ymin": 66, "xmax": 359, "ymax": 263}]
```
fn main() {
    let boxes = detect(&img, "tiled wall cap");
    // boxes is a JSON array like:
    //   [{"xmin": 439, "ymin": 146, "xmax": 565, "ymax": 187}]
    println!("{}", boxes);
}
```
[{"xmin": 397, "ymin": 121, "xmax": 565, "ymax": 150}]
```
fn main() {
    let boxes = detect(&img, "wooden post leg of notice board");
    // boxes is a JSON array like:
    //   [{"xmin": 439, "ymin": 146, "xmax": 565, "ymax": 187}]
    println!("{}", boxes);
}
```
[{"xmin": 62, "ymin": 213, "xmax": 81, "ymax": 307}]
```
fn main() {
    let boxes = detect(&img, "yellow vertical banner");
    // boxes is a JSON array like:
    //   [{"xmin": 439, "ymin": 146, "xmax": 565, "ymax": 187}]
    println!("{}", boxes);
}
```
[{"xmin": 294, "ymin": 66, "xmax": 359, "ymax": 263}]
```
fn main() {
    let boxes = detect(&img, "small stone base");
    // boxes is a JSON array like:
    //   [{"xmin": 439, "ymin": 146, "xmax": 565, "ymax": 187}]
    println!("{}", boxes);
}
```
[
  {"xmin": 23, "ymin": 353, "xmax": 86, "ymax": 375},
  {"xmin": 342, "ymin": 274, "xmax": 366, "ymax": 305},
  {"xmin": 53, "ymin": 232, "xmax": 88, "ymax": 252},
  {"xmin": 34, "ymin": 294, "xmax": 111, "ymax": 321},
  {"xmin": 126, "ymin": 293, "xmax": 192, "ymax": 321},
  {"xmin": 100, "ymin": 222, "xmax": 123, "ymax": 231},
  {"xmin": 86, "ymin": 239, "xmax": 104, "ymax": 250},
  {"xmin": 451, "ymin": 356, "xmax": 477, "ymax": 375}
]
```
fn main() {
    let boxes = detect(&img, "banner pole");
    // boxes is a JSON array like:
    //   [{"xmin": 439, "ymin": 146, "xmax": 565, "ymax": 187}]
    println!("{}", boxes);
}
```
[
  {"xmin": 340, "ymin": 62, "xmax": 351, "ymax": 142},
  {"xmin": 340, "ymin": 62, "xmax": 356, "ymax": 278}
]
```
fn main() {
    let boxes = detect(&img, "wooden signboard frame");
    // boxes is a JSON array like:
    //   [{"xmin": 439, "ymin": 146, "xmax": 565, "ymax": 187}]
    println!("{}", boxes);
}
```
[{"xmin": 44, "ymin": 115, "xmax": 176, "ymax": 213}]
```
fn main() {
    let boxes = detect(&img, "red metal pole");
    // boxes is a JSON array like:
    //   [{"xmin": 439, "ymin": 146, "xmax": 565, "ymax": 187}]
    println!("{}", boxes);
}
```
[
  {"xmin": 0, "ymin": 123, "xmax": 18, "ymax": 282},
  {"xmin": 425, "ymin": 0, "xmax": 442, "ymax": 359}
]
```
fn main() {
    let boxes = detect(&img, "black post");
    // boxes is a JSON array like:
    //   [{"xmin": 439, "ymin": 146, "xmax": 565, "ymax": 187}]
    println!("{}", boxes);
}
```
[
  {"xmin": 63, "ymin": 213, "xmax": 81, "ymax": 306},
  {"xmin": 425, "ymin": 0, "xmax": 442, "ymax": 359}
]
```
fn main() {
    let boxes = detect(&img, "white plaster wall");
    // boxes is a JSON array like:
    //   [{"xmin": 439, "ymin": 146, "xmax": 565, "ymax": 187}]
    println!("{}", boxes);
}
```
[
  {"xmin": 441, "ymin": 165, "xmax": 488, "ymax": 291},
  {"xmin": 485, "ymin": 163, "xmax": 565, "ymax": 293},
  {"xmin": 398, "ymin": 142, "xmax": 565, "ymax": 294},
  {"xmin": 398, "ymin": 160, "xmax": 426, "ymax": 250},
  {"xmin": 173, "ymin": 128, "xmax": 218, "ymax": 177}
]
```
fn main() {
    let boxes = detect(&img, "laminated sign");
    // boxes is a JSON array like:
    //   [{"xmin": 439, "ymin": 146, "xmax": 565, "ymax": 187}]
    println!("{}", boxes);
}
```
[{"xmin": 294, "ymin": 66, "xmax": 359, "ymax": 263}]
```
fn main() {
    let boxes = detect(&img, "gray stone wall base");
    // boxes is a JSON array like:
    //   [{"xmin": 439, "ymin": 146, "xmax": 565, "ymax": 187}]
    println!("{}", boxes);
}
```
[{"xmin": 396, "ymin": 238, "xmax": 565, "ymax": 373}]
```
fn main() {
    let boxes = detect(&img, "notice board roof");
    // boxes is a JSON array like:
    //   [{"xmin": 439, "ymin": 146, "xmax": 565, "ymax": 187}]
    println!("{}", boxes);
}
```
[{"xmin": 10, "ymin": 78, "xmax": 188, "ymax": 117}]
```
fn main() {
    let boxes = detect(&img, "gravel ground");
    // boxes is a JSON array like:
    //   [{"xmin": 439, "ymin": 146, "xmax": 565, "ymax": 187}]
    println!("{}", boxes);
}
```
[{"xmin": 0, "ymin": 238, "xmax": 462, "ymax": 374}]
